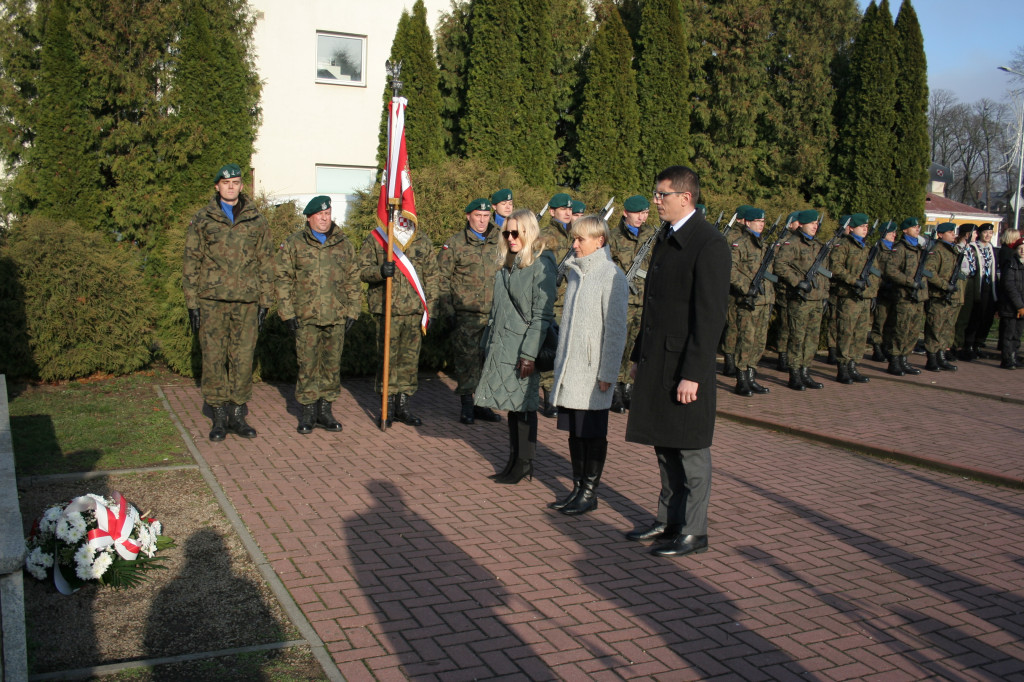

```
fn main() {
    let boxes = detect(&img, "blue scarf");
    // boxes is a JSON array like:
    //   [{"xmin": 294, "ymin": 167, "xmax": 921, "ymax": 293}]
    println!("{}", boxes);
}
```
[
  {"xmin": 494, "ymin": 214, "xmax": 506, "ymax": 228},
  {"xmin": 851, "ymin": 234, "xmax": 865, "ymax": 246},
  {"xmin": 219, "ymin": 200, "xmax": 235, "ymax": 223},
  {"xmin": 881, "ymin": 239, "xmax": 894, "ymax": 250},
  {"xmin": 468, "ymin": 228, "xmax": 486, "ymax": 242},
  {"xmin": 905, "ymin": 235, "xmax": 919, "ymax": 247},
  {"xmin": 627, "ymin": 224, "xmax": 639, "ymax": 237},
  {"xmin": 311, "ymin": 229, "xmax": 326, "ymax": 244}
]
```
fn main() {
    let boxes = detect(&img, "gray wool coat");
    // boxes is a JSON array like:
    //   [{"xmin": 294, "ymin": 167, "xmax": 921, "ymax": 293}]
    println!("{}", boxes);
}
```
[
  {"xmin": 474, "ymin": 250, "xmax": 557, "ymax": 412},
  {"xmin": 552, "ymin": 246, "xmax": 628, "ymax": 410}
]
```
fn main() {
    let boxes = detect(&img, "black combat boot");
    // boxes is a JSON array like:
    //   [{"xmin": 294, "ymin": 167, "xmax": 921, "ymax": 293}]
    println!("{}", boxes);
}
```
[
  {"xmin": 549, "ymin": 437, "xmax": 584, "ymax": 510},
  {"xmin": 377, "ymin": 395, "xmax": 395, "ymax": 429},
  {"xmin": 610, "ymin": 383, "xmax": 626, "ymax": 414},
  {"xmin": 887, "ymin": 356, "xmax": 904, "ymax": 375},
  {"xmin": 800, "ymin": 367, "xmax": 823, "ymax": 389},
  {"xmin": 900, "ymin": 356, "xmax": 921, "ymax": 375},
  {"xmin": 209, "ymin": 405, "xmax": 228, "ymax": 442},
  {"xmin": 227, "ymin": 403, "xmax": 257, "ymax": 438},
  {"xmin": 925, "ymin": 351, "xmax": 941, "ymax": 371},
  {"xmin": 722, "ymin": 353, "xmax": 737, "ymax": 377},
  {"xmin": 622, "ymin": 382, "xmax": 633, "ymax": 409},
  {"xmin": 777, "ymin": 352, "xmax": 791, "ymax": 372},
  {"xmin": 825, "ymin": 347, "xmax": 838, "ymax": 365},
  {"xmin": 836, "ymin": 361, "xmax": 853, "ymax": 384},
  {"xmin": 937, "ymin": 350, "xmax": 957, "ymax": 371},
  {"xmin": 871, "ymin": 343, "xmax": 887, "ymax": 362},
  {"xmin": 394, "ymin": 393, "xmax": 422, "ymax": 426},
  {"xmin": 496, "ymin": 412, "xmax": 535, "ymax": 484},
  {"xmin": 297, "ymin": 403, "xmax": 316, "ymax": 434},
  {"xmin": 748, "ymin": 368, "xmax": 770, "ymax": 394},
  {"xmin": 735, "ymin": 367, "xmax": 753, "ymax": 396},
  {"xmin": 561, "ymin": 438, "xmax": 606, "ymax": 516},
  {"xmin": 316, "ymin": 398, "xmax": 343, "ymax": 431},
  {"xmin": 848, "ymin": 361, "xmax": 869, "ymax": 383},
  {"xmin": 787, "ymin": 367, "xmax": 805, "ymax": 391},
  {"xmin": 459, "ymin": 394, "xmax": 475, "ymax": 425},
  {"xmin": 540, "ymin": 388, "xmax": 557, "ymax": 418}
]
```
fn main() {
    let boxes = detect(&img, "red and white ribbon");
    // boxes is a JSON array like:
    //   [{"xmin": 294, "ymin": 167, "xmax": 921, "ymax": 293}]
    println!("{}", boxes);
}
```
[
  {"xmin": 66, "ymin": 493, "xmax": 141, "ymax": 560},
  {"xmin": 372, "ymin": 227, "xmax": 430, "ymax": 333}
]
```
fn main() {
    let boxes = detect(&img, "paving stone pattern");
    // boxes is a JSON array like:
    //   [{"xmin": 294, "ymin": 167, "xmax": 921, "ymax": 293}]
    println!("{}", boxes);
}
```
[{"xmin": 163, "ymin": 362, "xmax": 1024, "ymax": 681}]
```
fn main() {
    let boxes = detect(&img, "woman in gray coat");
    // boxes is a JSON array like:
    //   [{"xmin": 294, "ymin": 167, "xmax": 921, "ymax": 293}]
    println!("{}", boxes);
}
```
[
  {"xmin": 475, "ymin": 209, "xmax": 557, "ymax": 484},
  {"xmin": 549, "ymin": 215, "xmax": 628, "ymax": 515}
]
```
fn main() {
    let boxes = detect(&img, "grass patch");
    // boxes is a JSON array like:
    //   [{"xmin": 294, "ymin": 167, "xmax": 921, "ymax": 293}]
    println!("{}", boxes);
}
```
[
  {"xmin": 7, "ymin": 368, "xmax": 192, "ymax": 476},
  {"xmin": 90, "ymin": 646, "xmax": 324, "ymax": 681}
]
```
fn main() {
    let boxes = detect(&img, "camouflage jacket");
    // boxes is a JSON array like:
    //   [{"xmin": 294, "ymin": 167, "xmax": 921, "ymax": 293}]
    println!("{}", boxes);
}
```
[
  {"xmin": 437, "ymin": 222, "xmax": 502, "ymax": 317},
  {"xmin": 274, "ymin": 223, "xmax": 361, "ymax": 325},
  {"xmin": 182, "ymin": 193, "xmax": 274, "ymax": 309},
  {"xmin": 729, "ymin": 228, "xmax": 775, "ymax": 306},
  {"xmin": 608, "ymin": 217, "xmax": 655, "ymax": 307},
  {"xmin": 539, "ymin": 218, "xmax": 573, "ymax": 317},
  {"xmin": 358, "ymin": 230, "xmax": 438, "ymax": 317},
  {"xmin": 884, "ymin": 236, "xmax": 928, "ymax": 302},
  {"xmin": 774, "ymin": 232, "xmax": 829, "ymax": 301},
  {"xmin": 829, "ymin": 234, "xmax": 877, "ymax": 299},
  {"xmin": 924, "ymin": 240, "xmax": 964, "ymax": 304},
  {"xmin": 874, "ymin": 242, "xmax": 896, "ymax": 299}
]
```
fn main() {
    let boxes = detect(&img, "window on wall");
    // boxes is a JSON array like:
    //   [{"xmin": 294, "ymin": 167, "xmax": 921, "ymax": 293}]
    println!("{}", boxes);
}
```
[
  {"xmin": 316, "ymin": 165, "xmax": 375, "ymax": 223},
  {"xmin": 316, "ymin": 32, "xmax": 366, "ymax": 86}
]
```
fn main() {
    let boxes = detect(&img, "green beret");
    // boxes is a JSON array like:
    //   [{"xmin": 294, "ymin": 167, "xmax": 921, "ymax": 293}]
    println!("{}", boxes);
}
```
[
  {"xmin": 215, "ymin": 163, "xmax": 242, "ymax": 183},
  {"xmin": 491, "ymin": 189, "xmax": 513, "ymax": 204},
  {"xmin": 879, "ymin": 220, "xmax": 898, "ymax": 235},
  {"xmin": 303, "ymin": 195, "xmax": 331, "ymax": 216},
  {"xmin": 850, "ymin": 213, "xmax": 869, "ymax": 227},
  {"xmin": 570, "ymin": 199, "xmax": 586, "ymax": 213},
  {"xmin": 624, "ymin": 195, "xmax": 650, "ymax": 212},
  {"xmin": 736, "ymin": 204, "xmax": 753, "ymax": 217},
  {"xmin": 465, "ymin": 198, "xmax": 492, "ymax": 214},
  {"xmin": 787, "ymin": 211, "xmax": 800, "ymax": 225},
  {"xmin": 978, "ymin": 222, "xmax": 994, "ymax": 233},
  {"xmin": 549, "ymin": 193, "xmax": 572, "ymax": 208},
  {"xmin": 742, "ymin": 207, "xmax": 765, "ymax": 221},
  {"xmin": 696, "ymin": 203, "xmax": 706, "ymax": 214},
  {"xmin": 901, "ymin": 217, "xmax": 919, "ymax": 229},
  {"xmin": 839, "ymin": 214, "xmax": 851, "ymax": 227},
  {"xmin": 797, "ymin": 209, "xmax": 820, "ymax": 225},
  {"xmin": 936, "ymin": 222, "xmax": 956, "ymax": 234}
]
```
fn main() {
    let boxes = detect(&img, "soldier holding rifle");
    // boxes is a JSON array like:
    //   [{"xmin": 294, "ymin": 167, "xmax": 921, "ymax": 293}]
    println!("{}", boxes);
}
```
[{"xmin": 883, "ymin": 217, "xmax": 930, "ymax": 376}]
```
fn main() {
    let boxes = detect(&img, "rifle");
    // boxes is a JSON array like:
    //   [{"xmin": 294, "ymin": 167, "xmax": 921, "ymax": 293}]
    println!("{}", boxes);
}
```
[
  {"xmin": 795, "ymin": 216, "xmax": 849, "ymax": 299},
  {"xmin": 624, "ymin": 224, "xmax": 662, "ymax": 295},
  {"xmin": 740, "ymin": 215, "xmax": 785, "ymax": 310},
  {"xmin": 602, "ymin": 196, "xmax": 616, "ymax": 223},
  {"xmin": 944, "ymin": 243, "xmax": 968, "ymax": 303},
  {"xmin": 712, "ymin": 210, "xmax": 725, "ymax": 233},
  {"xmin": 556, "ymin": 197, "xmax": 614, "ymax": 285},
  {"xmin": 853, "ymin": 220, "xmax": 886, "ymax": 295},
  {"xmin": 536, "ymin": 202, "xmax": 550, "ymax": 221},
  {"xmin": 911, "ymin": 234, "xmax": 935, "ymax": 290},
  {"xmin": 720, "ymin": 212, "xmax": 738, "ymax": 235}
]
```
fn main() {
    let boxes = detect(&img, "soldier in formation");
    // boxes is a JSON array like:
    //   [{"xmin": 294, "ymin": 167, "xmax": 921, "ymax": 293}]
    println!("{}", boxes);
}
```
[
  {"xmin": 867, "ymin": 221, "xmax": 899, "ymax": 361},
  {"xmin": 538, "ymin": 193, "xmax": 575, "ymax": 417},
  {"xmin": 491, "ymin": 189, "xmax": 514, "ymax": 229},
  {"xmin": 922, "ymin": 222, "xmax": 964, "ymax": 371},
  {"xmin": 728, "ymin": 206, "xmax": 774, "ymax": 395},
  {"xmin": 828, "ymin": 213, "xmax": 875, "ymax": 384},
  {"xmin": 883, "ymin": 217, "xmax": 928, "ymax": 376},
  {"xmin": 719, "ymin": 205, "xmax": 751, "ymax": 378}
]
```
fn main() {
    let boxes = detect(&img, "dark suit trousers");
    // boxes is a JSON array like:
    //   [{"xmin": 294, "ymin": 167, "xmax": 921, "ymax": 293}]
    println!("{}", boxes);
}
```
[{"xmin": 655, "ymin": 446, "xmax": 711, "ymax": 535}]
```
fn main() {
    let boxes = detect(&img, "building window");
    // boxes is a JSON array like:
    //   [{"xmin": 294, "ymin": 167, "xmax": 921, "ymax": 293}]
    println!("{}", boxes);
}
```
[
  {"xmin": 316, "ymin": 32, "xmax": 366, "ymax": 86},
  {"xmin": 316, "ymin": 165, "xmax": 376, "ymax": 223}
]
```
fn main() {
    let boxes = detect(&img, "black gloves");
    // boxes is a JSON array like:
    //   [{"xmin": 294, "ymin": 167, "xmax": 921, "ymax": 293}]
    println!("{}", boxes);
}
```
[
  {"xmin": 188, "ymin": 308, "xmax": 201, "ymax": 333},
  {"xmin": 853, "ymin": 278, "xmax": 868, "ymax": 292},
  {"xmin": 515, "ymin": 358, "xmax": 536, "ymax": 379},
  {"xmin": 285, "ymin": 318, "xmax": 299, "ymax": 333},
  {"xmin": 257, "ymin": 306, "xmax": 269, "ymax": 333},
  {"xmin": 796, "ymin": 280, "xmax": 812, "ymax": 294},
  {"xmin": 380, "ymin": 262, "xmax": 396, "ymax": 279}
]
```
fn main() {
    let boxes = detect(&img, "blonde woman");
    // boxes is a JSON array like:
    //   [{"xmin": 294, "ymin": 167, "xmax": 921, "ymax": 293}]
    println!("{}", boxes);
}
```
[
  {"xmin": 475, "ymin": 209, "xmax": 558, "ymax": 484},
  {"xmin": 549, "ymin": 215, "xmax": 628, "ymax": 515}
]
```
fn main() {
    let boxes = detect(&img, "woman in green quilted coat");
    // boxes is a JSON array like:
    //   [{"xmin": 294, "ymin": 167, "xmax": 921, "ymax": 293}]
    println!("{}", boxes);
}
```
[{"xmin": 476, "ymin": 209, "xmax": 557, "ymax": 484}]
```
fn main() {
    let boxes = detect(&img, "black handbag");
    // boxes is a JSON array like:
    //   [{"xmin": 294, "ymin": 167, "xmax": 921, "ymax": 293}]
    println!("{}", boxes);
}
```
[{"xmin": 502, "ymin": 268, "xmax": 559, "ymax": 372}]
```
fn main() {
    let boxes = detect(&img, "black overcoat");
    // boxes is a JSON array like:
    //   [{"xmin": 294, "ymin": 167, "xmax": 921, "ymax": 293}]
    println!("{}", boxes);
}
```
[{"xmin": 625, "ymin": 212, "xmax": 731, "ymax": 449}]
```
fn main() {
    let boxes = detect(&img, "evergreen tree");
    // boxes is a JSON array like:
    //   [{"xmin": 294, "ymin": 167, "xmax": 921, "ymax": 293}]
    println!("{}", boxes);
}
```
[
  {"xmin": 515, "ymin": 0, "xmax": 558, "ymax": 186},
  {"xmin": 832, "ymin": 0, "xmax": 898, "ymax": 217},
  {"xmin": 376, "ymin": 0, "xmax": 445, "ymax": 171},
  {"xmin": 550, "ymin": 0, "xmax": 592, "ymax": 185},
  {"xmin": 0, "ymin": 0, "xmax": 43, "ymax": 218},
  {"xmin": 436, "ymin": 0, "xmax": 473, "ymax": 157},
  {"xmin": 575, "ymin": 2, "xmax": 641, "ymax": 194},
  {"xmin": 892, "ymin": 0, "xmax": 929, "ymax": 219},
  {"xmin": 636, "ymin": 0, "xmax": 691, "ymax": 185}
]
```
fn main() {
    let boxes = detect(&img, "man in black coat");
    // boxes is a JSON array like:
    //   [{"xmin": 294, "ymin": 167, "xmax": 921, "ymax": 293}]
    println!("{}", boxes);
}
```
[{"xmin": 624, "ymin": 165, "xmax": 731, "ymax": 557}]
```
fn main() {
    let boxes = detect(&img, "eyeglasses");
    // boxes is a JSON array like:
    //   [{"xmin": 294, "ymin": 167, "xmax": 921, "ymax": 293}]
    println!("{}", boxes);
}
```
[
  {"xmin": 652, "ymin": 191, "xmax": 688, "ymax": 201},
  {"xmin": 502, "ymin": 230, "xmax": 520, "ymax": 239}
]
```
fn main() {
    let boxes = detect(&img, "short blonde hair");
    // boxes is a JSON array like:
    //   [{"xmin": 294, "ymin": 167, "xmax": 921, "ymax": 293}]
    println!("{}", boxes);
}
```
[
  {"xmin": 569, "ymin": 215, "xmax": 611, "ymax": 246},
  {"xmin": 498, "ymin": 209, "xmax": 546, "ymax": 268},
  {"xmin": 1000, "ymin": 228, "xmax": 1019, "ymax": 247}
]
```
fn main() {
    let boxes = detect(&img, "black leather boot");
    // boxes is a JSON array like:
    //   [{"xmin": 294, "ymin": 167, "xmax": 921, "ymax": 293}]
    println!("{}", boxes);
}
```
[
  {"xmin": 473, "ymin": 403, "xmax": 502, "ymax": 422},
  {"xmin": 825, "ymin": 347, "xmax": 838, "ymax": 365},
  {"xmin": 316, "ymin": 398, "xmax": 342, "ymax": 431},
  {"xmin": 871, "ymin": 343, "xmax": 887, "ymax": 362},
  {"xmin": 848, "ymin": 361, "xmax": 869, "ymax": 383},
  {"xmin": 394, "ymin": 393, "xmax": 422, "ymax": 426},
  {"xmin": 925, "ymin": 351, "xmax": 941, "ymax": 372},
  {"xmin": 800, "ymin": 367, "xmax": 823, "ymax": 389},
  {"xmin": 938, "ymin": 350, "xmax": 957, "ymax": 371},
  {"xmin": 610, "ymin": 383, "xmax": 626, "ymax": 413},
  {"xmin": 900, "ymin": 355, "xmax": 921, "ymax": 375},
  {"xmin": 787, "ymin": 367, "xmax": 805, "ymax": 390},
  {"xmin": 748, "ymin": 368, "xmax": 769, "ymax": 394},
  {"xmin": 459, "ymin": 394, "xmax": 475, "ymax": 424},
  {"xmin": 297, "ymin": 403, "xmax": 316, "ymax": 434},
  {"xmin": 227, "ymin": 403, "xmax": 257, "ymax": 438},
  {"xmin": 722, "ymin": 353, "xmax": 737, "ymax": 377},
  {"xmin": 887, "ymin": 356, "xmax": 905, "ymax": 376},
  {"xmin": 490, "ymin": 413, "xmax": 519, "ymax": 479},
  {"xmin": 540, "ymin": 388, "xmax": 557, "ymax": 418},
  {"xmin": 209, "ymin": 405, "xmax": 228, "ymax": 442},
  {"xmin": 777, "ymin": 352, "xmax": 791, "ymax": 372},
  {"xmin": 496, "ymin": 412, "xmax": 535, "ymax": 484},
  {"xmin": 377, "ymin": 395, "xmax": 394, "ymax": 428},
  {"xmin": 836, "ymin": 361, "xmax": 853, "ymax": 384},
  {"xmin": 549, "ymin": 437, "xmax": 584, "ymax": 510},
  {"xmin": 735, "ymin": 367, "xmax": 753, "ymax": 396},
  {"xmin": 561, "ymin": 438, "xmax": 606, "ymax": 516}
]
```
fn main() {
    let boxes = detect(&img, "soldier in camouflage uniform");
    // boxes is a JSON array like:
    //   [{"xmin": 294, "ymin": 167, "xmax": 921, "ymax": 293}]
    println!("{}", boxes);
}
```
[
  {"xmin": 537, "ymin": 192, "xmax": 575, "ymax": 417},
  {"xmin": 867, "ymin": 221, "xmax": 899, "ymax": 361},
  {"xmin": 359, "ymin": 216, "xmax": 438, "ymax": 426},
  {"xmin": 607, "ymin": 195, "xmax": 653, "ymax": 412},
  {"xmin": 491, "ymin": 189, "xmax": 514, "ymax": 229},
  {"xmin": 719, "ymin": 205, "xmax": 751, "ymax": 377},
  {"xmin": 823, "ymin": 215, "xmax": 854, "ymax": 366},
  {"xmin": 828, "ymin": 213, "xmax": 876, "ymax": 384},
  {"xmin": 883, "ymin": 217, "xmax": 929, "ymax": 376},
  {"xmin": 729, "ymin": 207, "xmax": 775, "ymax": 396},
  {"xmin": 774, "ymin": 210, "xmax": 829, "ymax": 390},
  {"xmin": 772, "ymin": 212, "xmax": 800, "ymax": 370},
  {"xmin": 275, "ymin": 196, "xmax": 362, "ymax": 434},
  {"xmin": 183, "ymin": 163, "xmax": 273, "ymax": 442},
  {"xmin": 922, "ymin": 222, "xmax": 964, "ymax": 371},
  {"xmin": 438, "ymin": 198, "xmax": 503, "ymax": 424}
]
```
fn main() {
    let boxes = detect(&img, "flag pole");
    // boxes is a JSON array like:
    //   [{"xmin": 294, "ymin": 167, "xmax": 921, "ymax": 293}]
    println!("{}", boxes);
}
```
[{"xmin": 380, "ymin": 60, "xmax": 403, "ymax": 431}]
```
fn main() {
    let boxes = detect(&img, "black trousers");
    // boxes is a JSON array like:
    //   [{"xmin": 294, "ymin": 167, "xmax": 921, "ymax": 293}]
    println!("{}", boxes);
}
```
[
  {"xmin": 965, "ymin": 278, "xmax": 996, "ymax": 348},
  {"xmin": 654, "ymin": 446, "xmax": 711, "ymax": 535},
  {"xmin": 998, "ymin": 316, "xmax": 1023, "ymax": 364}
]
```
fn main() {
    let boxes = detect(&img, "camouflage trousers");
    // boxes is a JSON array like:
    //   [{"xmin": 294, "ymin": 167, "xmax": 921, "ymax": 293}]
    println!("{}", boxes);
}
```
[
  {"xmin": 734, "ymin": 303, "xmax": 771, "ymax": 370},
  {"xmin": 953, "ymin": 276, "xmax": 978, "ymax": 348},
  {"xmin": 892, "ymin": 300, "xmax": 925, "ymax": 355},
  {"xmin": 198, "ymin": 299, "xmax": 258, "ymax": 406},
  {"xmin": 294, "ymin": 322, "xmax": 346, "ymax": 405},
  {"xmin": 786, "ymin": 298, "xmax": 824, "ymax": 367},
  {"xmin": 375, "ymin": 313, "xmax": 422, "ymax": 396},
  {"xmin": 450, "ymin": 313, "xmax": 488, "ymax": 395},
  {"xmin": 869, "ymin": 294, "xmax": 898, "ymax": 352},
  {"xmin": 618, "ymin": 305, "xmax": 643, "ymax": 384},
  {"xmin": 924, "ymin": 298, "xmax": 961, "ymax": 353},
  {"xmin": 825, "ymin": 293, "xmax": 839, "ymax": 348},
  {"xmin": 720, "ymin": 296, "xmax": 739, "ymax": 355},
  {"xmin": 775, "ymin": 301, "xmax": 790, "ymax": 350},
  {"xmin": 836, "ymin": 296, "xmax": 870, "ymax": 364}
]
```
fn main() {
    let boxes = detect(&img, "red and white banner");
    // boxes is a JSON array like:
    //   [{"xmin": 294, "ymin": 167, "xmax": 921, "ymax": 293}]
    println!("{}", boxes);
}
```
[
  {"xmin": 372, "ymin": 227, "xmax": 429, "ymax": 333},
  {"xmin": 376, "ymin": 96, "xmax": 417, "ymax": 231}
]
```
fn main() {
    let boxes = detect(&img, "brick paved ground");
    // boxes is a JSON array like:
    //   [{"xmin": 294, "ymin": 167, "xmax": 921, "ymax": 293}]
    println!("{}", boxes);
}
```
[{"xmin": 163, "ymin": 363, "xmax": 1024, "ymax": 681}]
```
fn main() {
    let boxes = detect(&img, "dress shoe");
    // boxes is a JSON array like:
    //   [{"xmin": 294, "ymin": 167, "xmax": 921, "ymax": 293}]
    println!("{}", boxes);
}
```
[
  {"xmin": 625, "ymin": 522, "xmax": 681, "ymax": 542},
  {"xmin": 650, "ymin": 534, "xmax": 709, "ymax": 557},
  {"xmin": 473, "ymin": 405, "xmax": 502, "ymax": 422}
]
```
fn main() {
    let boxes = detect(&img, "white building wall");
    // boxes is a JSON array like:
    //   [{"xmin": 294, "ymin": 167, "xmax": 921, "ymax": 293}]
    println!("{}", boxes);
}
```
[{"xmin": 249, "ymin": 0, "xmax": 448, "ymax": 218}]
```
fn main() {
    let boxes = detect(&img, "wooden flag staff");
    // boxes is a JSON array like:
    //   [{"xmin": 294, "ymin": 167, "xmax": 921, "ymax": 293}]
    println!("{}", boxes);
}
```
[{"xmin": 380, "ymin": 59, "xmax": 403, "ymax": 431}]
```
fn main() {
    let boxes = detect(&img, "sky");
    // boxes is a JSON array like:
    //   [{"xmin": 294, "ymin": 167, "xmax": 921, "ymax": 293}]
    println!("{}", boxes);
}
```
[{"xmin": 859, "ymin": 0, "xmax": 1024, "ymax": 104}]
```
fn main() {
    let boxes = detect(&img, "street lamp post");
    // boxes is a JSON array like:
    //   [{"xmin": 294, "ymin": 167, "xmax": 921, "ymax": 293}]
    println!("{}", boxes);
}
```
[{"xmin": 998, "ymin": 65, "xmax": 1024, "ymax": 233}]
